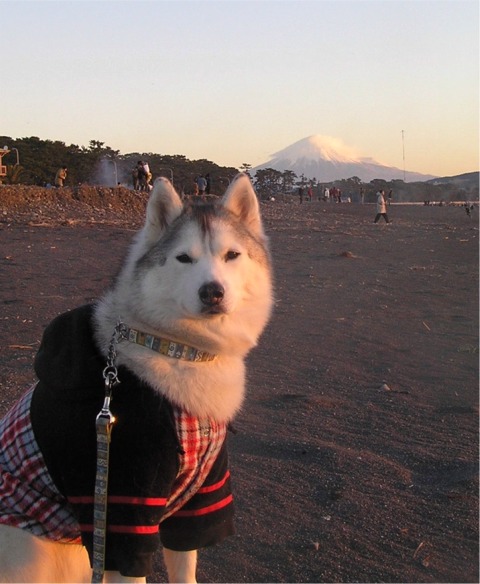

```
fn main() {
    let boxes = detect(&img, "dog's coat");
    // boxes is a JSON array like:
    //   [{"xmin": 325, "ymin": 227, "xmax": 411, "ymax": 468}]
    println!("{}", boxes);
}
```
[
  {"xmin": 0, "ymin": 174, "xmax": 273, "ymax": 582},
  {"xmin": 0, "ymin": 306, "xmax": 234, "ymax": 577}
]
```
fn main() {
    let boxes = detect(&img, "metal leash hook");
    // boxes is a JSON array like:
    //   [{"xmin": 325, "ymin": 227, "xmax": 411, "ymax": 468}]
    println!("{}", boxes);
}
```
[{"xmin": 91, "ymin": 322, "xmax": 125, "ymax": 584}]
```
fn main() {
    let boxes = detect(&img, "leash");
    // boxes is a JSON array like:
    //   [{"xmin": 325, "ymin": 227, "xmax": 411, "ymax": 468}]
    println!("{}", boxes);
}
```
[
  {"xmin": 91, "ymin": 323, "xmax": 124, "ymax": 584},
  {"xmin": 90, "ymin": 320, "xmax": 214, "ymax": 582}
]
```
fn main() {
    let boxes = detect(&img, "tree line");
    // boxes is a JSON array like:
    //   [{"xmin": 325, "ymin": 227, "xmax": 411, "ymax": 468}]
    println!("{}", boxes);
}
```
[
  {"xmin": 1, "ymin": 135, "xmax": 476, "ymax": 202},
  {"xmin": 0, "ymin": 136, "xmax": 239, "ymax": 195}
]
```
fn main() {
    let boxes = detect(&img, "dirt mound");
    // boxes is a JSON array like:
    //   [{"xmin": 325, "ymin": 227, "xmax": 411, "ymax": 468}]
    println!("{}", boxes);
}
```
[{"xmin": 0, "ymin": 185, "xmax": 149, "ymax": 227}]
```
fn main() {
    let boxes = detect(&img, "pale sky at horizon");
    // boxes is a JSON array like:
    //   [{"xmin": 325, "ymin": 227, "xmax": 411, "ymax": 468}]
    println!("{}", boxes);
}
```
[{"xmin": 2, "ymin": 0, "xmax": 479, "ymax": 177}]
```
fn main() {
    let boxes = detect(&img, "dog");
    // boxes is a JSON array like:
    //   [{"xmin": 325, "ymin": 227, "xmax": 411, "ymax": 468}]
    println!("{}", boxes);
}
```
[{"xmin": 0, "ymin": 174, "xmax": 273, "ymax": 583}]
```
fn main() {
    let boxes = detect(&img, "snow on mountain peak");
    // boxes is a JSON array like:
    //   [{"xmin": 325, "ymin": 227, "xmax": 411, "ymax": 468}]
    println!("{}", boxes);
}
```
[
  {"xmin": 254, "ymin": 134, "xmax": 436, "ymax": 182},
  {"xmin": 271, "ymin": 135, "xmax": 362, "ymax": 164}
]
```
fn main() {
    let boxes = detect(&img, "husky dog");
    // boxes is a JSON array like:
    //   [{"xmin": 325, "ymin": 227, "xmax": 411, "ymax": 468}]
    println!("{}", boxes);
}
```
[{"xmin": 0, "ymin": 174, "xmax": 273, "ymax": 583}]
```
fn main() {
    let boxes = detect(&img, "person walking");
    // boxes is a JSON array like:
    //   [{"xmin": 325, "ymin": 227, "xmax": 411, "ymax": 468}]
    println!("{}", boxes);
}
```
[{"xmin": 374, "ymin": 190, "xmax": 391, "ymax": 224}]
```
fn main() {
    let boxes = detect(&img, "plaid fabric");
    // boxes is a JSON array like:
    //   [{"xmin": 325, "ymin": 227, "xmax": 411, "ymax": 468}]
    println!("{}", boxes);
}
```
[
  {"xmin": 0, "ymin": 387, "xmax": 227, "ymax": 545},
  {"xmin": 0, "ymin": 386, "xmax": 81, "ymax": 543},
  {"xmin": 163, "ymin": 407, "xmax": 227, "ymax": 520}
]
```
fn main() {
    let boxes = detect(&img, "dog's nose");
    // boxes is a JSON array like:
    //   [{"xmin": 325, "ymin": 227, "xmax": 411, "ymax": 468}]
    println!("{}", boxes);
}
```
[{"xmin": 199, "ymin": 282, "xmax": 225, "ymax": 306}]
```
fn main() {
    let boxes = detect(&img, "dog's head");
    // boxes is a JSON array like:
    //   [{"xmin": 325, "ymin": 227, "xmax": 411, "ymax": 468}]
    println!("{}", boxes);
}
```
[{"xmin": 120, "ymin": 174, "xmax": 273, "ymax": 355}]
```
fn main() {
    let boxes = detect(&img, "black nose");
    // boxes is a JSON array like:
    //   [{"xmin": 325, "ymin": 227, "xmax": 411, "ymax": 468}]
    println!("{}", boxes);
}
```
[{"xmin": 199, "ymin": 282, "xmax": 225, "ymax": 306}]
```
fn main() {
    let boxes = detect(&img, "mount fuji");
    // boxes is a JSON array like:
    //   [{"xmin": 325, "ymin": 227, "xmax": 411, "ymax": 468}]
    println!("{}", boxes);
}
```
[{"xmin": 254, "ymin": 135, "xmax": 436, "ymax": 183}]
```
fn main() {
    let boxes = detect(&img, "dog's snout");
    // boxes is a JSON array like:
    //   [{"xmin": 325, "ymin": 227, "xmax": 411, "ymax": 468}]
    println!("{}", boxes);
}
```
[{"xmin": 199, "ymin": 282, "xmax": 225, "ymax": 306}]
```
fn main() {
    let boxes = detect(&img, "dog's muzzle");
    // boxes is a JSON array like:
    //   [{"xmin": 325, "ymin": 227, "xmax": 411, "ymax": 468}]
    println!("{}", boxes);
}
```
[{"xmin": 199, "ymin": 281, "xmax": 225, "ymax": 314}]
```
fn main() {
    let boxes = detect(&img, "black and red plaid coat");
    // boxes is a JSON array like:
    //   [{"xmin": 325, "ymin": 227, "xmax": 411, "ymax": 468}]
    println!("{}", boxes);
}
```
[{"xmin": 0, "ymin": 305, "xmax": 234, "ymax": 578}]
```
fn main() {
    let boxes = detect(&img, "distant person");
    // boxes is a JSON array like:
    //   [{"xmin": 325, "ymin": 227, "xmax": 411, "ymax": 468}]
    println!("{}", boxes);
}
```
[
  {"xmin": 387, "ymin": 189, "xmax": 393, "ymax": 205},
  {"xmin": 324, "ymin": 187, "xmax": 330, "ymax": 202},
  {"xmin": 205, "ymin": 173, "xmax": 211, "ymax": 195},
  {"xmin": 374, "ymin": 190, "xmax": 391, "ymax": 224},
  {"xmin": 360, "ymin": 187, "xmax": 365, "ymax": 204},
  {"xmin": 54, "ymin": 166, "xmax": 67, "ymax": 188},
  {"xmin": 196, "ymin": 175, "xmax": 207, "ymax": 196},
  {"xmin": 137, "ymin": 160, "xmax": 152, "ymax": 191},
  {"xmin": 136, "ymin": 161, "xmax": 146, "ymax": 190},
  {"xmin": 142, "ymin": 161, "xmax": 152, "ymax": 190},
  {"xmin": 298, "ymin": 186, "xmax": 304, "ymax": 204},
  {"xmin": 132, "ymin": 166, "xmax": 139, "ymax": 190},
  {"xmin": 307, "ymin": 186, "xmax": 313, "ymax": 202},
  {"xmin": 331, "ymin": 186, "xmax": 340, "ymax": 203}
]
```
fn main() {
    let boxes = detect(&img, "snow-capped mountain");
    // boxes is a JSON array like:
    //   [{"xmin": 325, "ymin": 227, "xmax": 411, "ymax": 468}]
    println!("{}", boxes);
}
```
[{"xmin": 254, "ymin": 135, "xmax": 436, "ymax": 183}]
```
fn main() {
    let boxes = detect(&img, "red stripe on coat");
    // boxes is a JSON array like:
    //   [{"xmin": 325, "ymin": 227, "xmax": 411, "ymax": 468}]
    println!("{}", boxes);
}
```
[
  {"xmin": 173, "ymin": 494, "xmax": 233, "ymax": 517},
  {"xmin": 69, "ymin": 495, "xmax": 167, "ymax": 506},
  {"xmin": 79, "ymin": 523, "xmax": 160, "ymax": 534},
  {"xmin": 196, "ymin": 471, "xmax": 230, "ymax": 494}
]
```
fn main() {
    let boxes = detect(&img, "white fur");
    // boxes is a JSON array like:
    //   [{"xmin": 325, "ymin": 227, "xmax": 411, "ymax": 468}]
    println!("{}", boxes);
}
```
[
  {"xmin": 163, "ymin": 549, "xmax": 197, "ymax": 583},
  {"xmin": 0, "ymin": 524, "xmax": 191, "ymax": 583},
  {"xmin": 0, "ymin": 174, "xmax": 273, "ymax": 582},
  {"xmin": 94, "ymin": 173, "xmax": 273, "ymax": 422},
  {"xmin": 0, "ymin": 524, "xmax": 92, "ymax": 583}
]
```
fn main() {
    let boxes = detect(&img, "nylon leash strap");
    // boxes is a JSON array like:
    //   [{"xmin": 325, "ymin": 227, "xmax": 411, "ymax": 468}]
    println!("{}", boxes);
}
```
[
  {"xmin": 92, "ymin": 397, "xmax": 115, "ymax": 583},
  {"xmin": 91, "ymin": 324, "xmax": 123, "ymax": 583}
]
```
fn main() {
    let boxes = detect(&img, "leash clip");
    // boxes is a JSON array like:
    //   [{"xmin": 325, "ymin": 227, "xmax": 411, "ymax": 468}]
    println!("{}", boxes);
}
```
[
  {"xmin": 99, "ymin": 365, "xmax": 119, "ymax": 426},
  {"xmin": 96, "ymin": 392, "xmax": 116, "ymax": 426}
]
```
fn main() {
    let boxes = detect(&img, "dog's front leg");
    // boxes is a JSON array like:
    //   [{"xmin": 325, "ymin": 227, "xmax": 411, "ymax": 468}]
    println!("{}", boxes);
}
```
[
  {"xmin": 103, "ymin": 570, "xmax": 146, "ymax": 583},
  {"xmin": 163, "ymin": 548, "xmax": 197, "ymax": 583}
]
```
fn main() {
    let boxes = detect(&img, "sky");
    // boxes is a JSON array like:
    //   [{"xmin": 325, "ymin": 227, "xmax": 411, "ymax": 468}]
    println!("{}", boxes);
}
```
[{"xmin": 1, "ymin": 0, "xmax": 479, "ymax": 177}]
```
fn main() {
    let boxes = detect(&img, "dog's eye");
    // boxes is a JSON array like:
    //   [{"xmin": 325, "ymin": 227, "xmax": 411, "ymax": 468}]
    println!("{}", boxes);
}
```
[
  {"xmin": 176, "ymin": 253, "xmax": 193, "ymax": 264},
  {"xmin": 225, "ymin": 251, "xmax": 240, "ymax": 262}
]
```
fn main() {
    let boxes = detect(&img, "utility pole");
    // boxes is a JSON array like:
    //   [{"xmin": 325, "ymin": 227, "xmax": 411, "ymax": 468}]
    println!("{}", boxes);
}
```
[{"xmin": 401, "ymin": 130, "xmax": 406, "ymax": 182}]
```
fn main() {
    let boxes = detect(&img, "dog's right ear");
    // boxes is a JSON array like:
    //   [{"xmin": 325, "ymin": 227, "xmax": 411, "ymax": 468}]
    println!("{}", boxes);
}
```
[{"xmin": 144, "ymin": 177, "xmax": 183, "ymax": 244}]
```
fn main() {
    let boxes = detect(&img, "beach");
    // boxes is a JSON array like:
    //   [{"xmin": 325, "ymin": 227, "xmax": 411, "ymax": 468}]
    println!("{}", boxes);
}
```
[{"xmin": 0, "ymin": 192, "xmax": 478, "ymax": 583}]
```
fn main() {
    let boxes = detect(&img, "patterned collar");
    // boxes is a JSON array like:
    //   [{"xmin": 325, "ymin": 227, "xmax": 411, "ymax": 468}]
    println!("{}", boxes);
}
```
[{"xmin": 121, "ymin": 325, "xmax": 217, "ymax": 362}]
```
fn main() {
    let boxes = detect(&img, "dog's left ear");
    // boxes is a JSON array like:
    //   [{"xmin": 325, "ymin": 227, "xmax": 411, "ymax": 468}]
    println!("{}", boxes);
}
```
[
  {"xmin": 222, "ymin": 173, "xmax": 264, "ymax": 239},
  {"xmin": 144, "ymin": 177, "xmax": 183, "ymax": 244}
]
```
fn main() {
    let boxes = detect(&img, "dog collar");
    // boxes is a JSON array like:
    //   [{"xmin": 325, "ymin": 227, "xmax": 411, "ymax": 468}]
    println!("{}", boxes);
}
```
[{"xmin": 121, "ymin": 325, "xmax": 217, "ymax": 362}]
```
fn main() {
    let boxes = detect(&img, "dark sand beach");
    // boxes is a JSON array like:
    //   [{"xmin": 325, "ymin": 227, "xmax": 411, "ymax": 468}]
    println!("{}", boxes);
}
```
[{"xmin": 0, "ymin": 187, "xmax": 478, "ymax": 583}]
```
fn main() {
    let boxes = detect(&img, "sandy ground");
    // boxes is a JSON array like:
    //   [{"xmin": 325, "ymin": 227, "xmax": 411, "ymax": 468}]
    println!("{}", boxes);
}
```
[{"xmin": 0, "ymin": 192, "xmax": 478, "ymax": 583}]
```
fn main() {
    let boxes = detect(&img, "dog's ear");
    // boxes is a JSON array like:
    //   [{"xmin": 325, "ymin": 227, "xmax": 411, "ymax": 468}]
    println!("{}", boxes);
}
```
[
  {"xmin": 222, "ymin": 173, "xmax": 264, "ymax": 238},
  {"xmin": 144, "ymin": 177, "xmax": 183, "ymax": 242}
]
